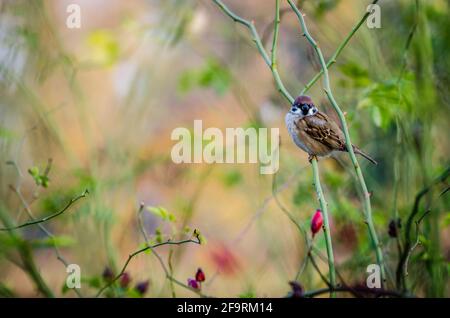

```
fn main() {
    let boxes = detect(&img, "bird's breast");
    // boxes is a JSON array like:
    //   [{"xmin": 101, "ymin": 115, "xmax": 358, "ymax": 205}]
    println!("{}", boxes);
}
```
[{"xmin": 285, "ymin": 113, "xmax": 311, "ymax": 154}]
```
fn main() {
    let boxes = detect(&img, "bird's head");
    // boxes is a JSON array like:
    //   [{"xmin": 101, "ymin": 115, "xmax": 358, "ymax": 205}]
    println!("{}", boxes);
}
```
[{"xmin": 290, "ymin": 95, "xmax": 318, "ymax": 118}]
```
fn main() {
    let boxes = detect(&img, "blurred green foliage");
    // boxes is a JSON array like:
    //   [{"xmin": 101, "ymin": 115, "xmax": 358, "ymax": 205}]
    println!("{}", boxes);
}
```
[
  {"xmin": 178, "ymin": 58, "xmax": 231, "ymax": 95},
  {"xmin": 0, "ymin": 0, "xmax": 448, "ymax": 298}
]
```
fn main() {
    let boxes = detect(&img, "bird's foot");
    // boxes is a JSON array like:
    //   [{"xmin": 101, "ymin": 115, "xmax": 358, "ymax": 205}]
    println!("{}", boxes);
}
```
[{"xmin": 308, "ymin": 154, "xmax": 318, "ymax": 163}]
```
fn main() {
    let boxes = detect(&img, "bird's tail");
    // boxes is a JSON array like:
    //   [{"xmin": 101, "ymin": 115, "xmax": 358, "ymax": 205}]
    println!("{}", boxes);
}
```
[{"xmin": 352, "ymin": 146, "xmax": 378, "ymax": 165}]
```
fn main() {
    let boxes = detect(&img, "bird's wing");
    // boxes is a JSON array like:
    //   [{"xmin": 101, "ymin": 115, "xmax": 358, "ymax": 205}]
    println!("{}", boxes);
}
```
[{"xmin": 298, "ymin": 112, "xmax": 346, "ymax": 151}]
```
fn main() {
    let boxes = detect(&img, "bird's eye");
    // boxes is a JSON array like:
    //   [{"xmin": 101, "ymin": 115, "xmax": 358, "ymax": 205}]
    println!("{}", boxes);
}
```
[{"xmin": 291, "ymin": 106, "xmax": 299, "ymax": 113}]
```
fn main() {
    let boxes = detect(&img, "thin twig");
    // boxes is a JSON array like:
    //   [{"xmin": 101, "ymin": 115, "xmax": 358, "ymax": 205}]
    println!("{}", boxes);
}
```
[
  {"xmin": 396, "ymin": 167, "xmax": 450, "ymax": 289},
  {"xmin": 167, "ymin": 249, "xmax": 176, "ymax": 298},
  {"xmin": 212, "ymin": 0, "xmax": 294, "ymax": 103},
  {"xmin": 308, "ymin": 249, "xmax": 332, "ymax": 289},
  {"xmin": 302, "ymin": 286, "xmax": 407, "ymax": 298},
  {"xmin": 397, "ymin": 0, "xmax": 419, "ymax": 83},
  {"xmin": 95, "ymin": 233, "xmax": 203, "ymax": 297},
  {"xmin": 7, "ymin": 159, "xmax": 83, "ymax": 297},
  {"xmin": 10, "ymin": 186, "xmax": 84, "ymax": 297},
  {"xmin": 0, "ymin": 189, "xmax": 89, "ymax": 231},
  {"xmin": 288, "ymin": 0, "xmax": 386, "ymax": 285},
  {"xmin": 300, "ymin": 0, "xmax": 380, "ymax": 94},
  {"xmin": 403, "ymin": 210, "xmax": 430, "ymax": 277},
  {"xmin": 137, "ymin": 203, "xmax": 179, "ymax": 298}
]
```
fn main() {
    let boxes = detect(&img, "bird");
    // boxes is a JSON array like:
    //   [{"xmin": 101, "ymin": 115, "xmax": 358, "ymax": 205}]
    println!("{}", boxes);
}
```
[{"xmin": 285, "ymin": 95, "xmax": 377, "ymax": 165}]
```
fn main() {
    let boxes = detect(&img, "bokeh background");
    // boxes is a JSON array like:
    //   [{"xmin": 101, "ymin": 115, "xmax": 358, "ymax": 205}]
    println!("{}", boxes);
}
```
[{"xmin": 0, "ymin": 0, "xmax": 449, "ymax": 297}]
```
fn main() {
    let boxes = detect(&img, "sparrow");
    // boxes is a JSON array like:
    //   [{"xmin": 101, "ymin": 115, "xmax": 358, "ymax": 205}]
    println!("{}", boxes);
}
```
[{"xmin": 285, "ymin": 95, "xmax": 377, "ymax": 165}]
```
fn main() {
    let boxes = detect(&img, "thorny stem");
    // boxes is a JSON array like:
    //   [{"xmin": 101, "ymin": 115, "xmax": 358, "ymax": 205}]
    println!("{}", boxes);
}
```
[
  {"xmin": 311, "ymin": 157, "xmax": 336, "ymax": 297},
  {"xmin": 212, "ymin": 0, "xmax": 294, "ymax": 104},
  {"xmin": 271, "ymin": 169, "xmax": 330, "ymax": 281},
  {"xmin": 300, "ymin": 0, "xmax": 380, "ymax": 94},
  {"xmin": 288, "ymin": 0, "xmax": 386, "ymax": 286},
  {"xmin": 212, "ymin": 0, "xmax": 336, "ymax": 293}
]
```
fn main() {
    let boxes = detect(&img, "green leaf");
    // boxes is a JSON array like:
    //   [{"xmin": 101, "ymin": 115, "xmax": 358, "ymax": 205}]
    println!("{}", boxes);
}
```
[
  {"xmin": 27, "ymin": 166, "xmax": 50, "ymax": 188},
  {"xmin": 193, "ymin": 229, "xmax": 207, "ymax": 245},
  {"xmin": 357, "ymin": 74, "xmax": 415, "ymax": 130},
  {"xmin": 28, "ymin": 166, "xmax": 39, "ymax": 177},
  {"xmin": 147, "ymin": 206, "xmax": 168, "ymax": 219},
  {"xmin": 146, "ymin": 206, "xmax": 176, "ymax": 222}
]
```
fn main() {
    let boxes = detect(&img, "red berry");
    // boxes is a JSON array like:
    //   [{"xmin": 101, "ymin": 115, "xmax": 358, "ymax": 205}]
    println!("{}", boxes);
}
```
[
  {"xmin": 311, "ymin": 209, "xmax": 323, "ymax": 237},
  {"xmin": 120, "ymin": 272, "xmax": 131, "ymax": 288},
  {"xmin": 195, "ymin": 268, "xmax": 206, "ymax": 282}
]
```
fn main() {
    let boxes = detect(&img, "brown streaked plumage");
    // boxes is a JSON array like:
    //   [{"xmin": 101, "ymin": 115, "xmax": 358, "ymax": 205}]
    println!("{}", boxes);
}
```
[{"xmin": 285, "ymin": 95, "xmax": 377, "ymax": 165}]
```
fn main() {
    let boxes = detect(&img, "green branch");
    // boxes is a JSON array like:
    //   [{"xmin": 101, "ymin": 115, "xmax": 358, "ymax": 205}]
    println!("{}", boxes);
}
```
[
  {"xmin": 212, "ymin": 0, "xmax": 294, "ymax": 103},
  {"xmin": 212, "ymin": 0, "xmax": 337, "ymax": 294},
  {"xmin": 137, "ymin": 204, "xmax": 205, "ymax": 298},
  {"xmin": 311, "ymin": 157, "xmax": 336, "ymax": 297},
  {"xmin": 288, "ymin": 0, "xmax": 386, "ymax": 285},
  {"xmin": 300, "ymin": 0, "xmax": 379, "ymax": 94},
  {"xmin": 0, "ymin": 190, "xmax": 88, "ymax": 231}
]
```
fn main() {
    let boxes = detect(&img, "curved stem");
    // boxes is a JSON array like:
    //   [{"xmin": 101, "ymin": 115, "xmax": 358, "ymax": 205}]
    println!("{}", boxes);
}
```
[
  {"xmin": 311, "ymin": 157, "xmax": 336, "ymax": 297},
  {"xmin": 302, "ymin": 286, "xmax": 407, "ymax": 298},
  {"xmin": 0, "ymin": 189, "xmax": 89, "ymax": 231},
  {"xmin": 212, "ymin": 0, "xmax": 294, "ymax": 103},
  {"xmin": 95, "ymin": 237, "xmax": 202, "ymax": 297},
  {"xmin": 288, "ymin": 0, "xmax": 386, "ymax": 285},
  {"xmin": 212, "ymin": 0, "xmax": 336, "ymax": 295},
  {"xmin": 300, "ymin": 0, "xmax": 379, "ymax": 94}
]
